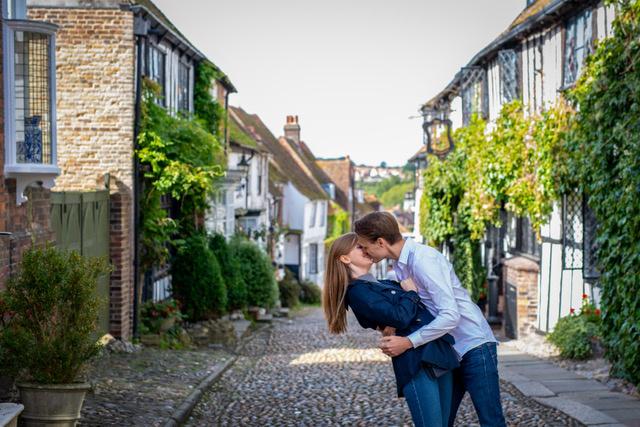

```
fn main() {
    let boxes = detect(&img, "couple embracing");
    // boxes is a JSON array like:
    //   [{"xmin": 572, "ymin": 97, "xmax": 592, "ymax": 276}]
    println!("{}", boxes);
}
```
[{"xmin": 323, "ymin": 212, "xmax": 506, "ymax": 427}]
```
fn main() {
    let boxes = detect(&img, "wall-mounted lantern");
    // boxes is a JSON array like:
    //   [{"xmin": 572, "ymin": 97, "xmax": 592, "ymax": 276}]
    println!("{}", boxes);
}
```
[{"xmin": 422, "ymin": 106, "xmax": 454, "ymax": 159}]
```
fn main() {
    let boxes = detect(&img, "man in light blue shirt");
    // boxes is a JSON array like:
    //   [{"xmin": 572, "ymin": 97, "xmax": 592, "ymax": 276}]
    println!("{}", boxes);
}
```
[{"xmin": 355, "ymin": 212, "xmax": 505, "ymax": 427}]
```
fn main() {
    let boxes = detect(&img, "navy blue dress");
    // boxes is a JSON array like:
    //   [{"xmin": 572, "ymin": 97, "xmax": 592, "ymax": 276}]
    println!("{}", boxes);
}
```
[{"xmin": 346, "ymin": 277, "xmax": 460, "ymax": 397}]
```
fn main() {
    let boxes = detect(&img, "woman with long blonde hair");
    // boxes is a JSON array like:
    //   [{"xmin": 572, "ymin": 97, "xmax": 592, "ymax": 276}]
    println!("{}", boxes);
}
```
[{"xmin": 323, "ymin": 233, "xmax": 459, "ymax": 427}]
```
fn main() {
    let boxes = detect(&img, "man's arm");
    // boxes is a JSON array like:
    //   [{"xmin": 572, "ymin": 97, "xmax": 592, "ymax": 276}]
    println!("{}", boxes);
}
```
[
  {"xmin": 406, "ymin": 257, "xmax": 460, "ymax": 348},
  {"xmin": 380, "ymin": 256, "xmax": 460, "ymax": 357}
]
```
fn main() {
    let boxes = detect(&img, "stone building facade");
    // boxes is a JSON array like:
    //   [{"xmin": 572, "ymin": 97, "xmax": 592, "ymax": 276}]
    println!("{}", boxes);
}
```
[
  {"xmin": 27, "ymin": 3, "xmax": 136, "ymax": 338},
  {"xmin": 26, "ymin": 0, "xmax": 234, "ymax": 338}
]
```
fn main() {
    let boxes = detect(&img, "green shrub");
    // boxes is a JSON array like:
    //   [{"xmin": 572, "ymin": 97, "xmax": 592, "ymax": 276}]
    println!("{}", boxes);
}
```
[
  {"xmin": 547, "ymin": 294, "xmax": 602, "ymax": 360},
  {"xmin": 209, "ymin": 233, "xmax": 247, "ymax": 311},
  {"xmin": 299, "ymin": 280, "xmax": 321, "ymax": 305},
  {"xmin": 547, "ymin": 315, "xmax": 599, "ymax": 360},
  {"xmin": 229, "ymin": 237, "xmax": 278, "ymax": 308},
  {"xmin": 171, "ymin": 234, "xmax": 227, "ymax": 320},
  {"xmin": 0, "ymin": 245, "xmax": 110, "ymax": 384},
  {"xmin": 278, "ymin": 269, "xmax": 301, "ymax": 308}
]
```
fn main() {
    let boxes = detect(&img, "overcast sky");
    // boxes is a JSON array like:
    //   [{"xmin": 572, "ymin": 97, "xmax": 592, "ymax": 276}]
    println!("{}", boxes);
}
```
[{"xmin": 154, "ymin": 0, "xmax": 524, "ymax": 166}]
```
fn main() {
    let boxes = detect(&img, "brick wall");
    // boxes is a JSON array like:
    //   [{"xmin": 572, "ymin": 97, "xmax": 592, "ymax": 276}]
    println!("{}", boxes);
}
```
[
  {"xmin": 503, "ymin": 256, "xmax": 540, "ymax": 337},
  {"xmin": 28, "ymin": 7, "xmax": 136, "ymax": 339},
  {"xmin": 0, "ymin": 14, "xmax": 54, "ymax": 290}
]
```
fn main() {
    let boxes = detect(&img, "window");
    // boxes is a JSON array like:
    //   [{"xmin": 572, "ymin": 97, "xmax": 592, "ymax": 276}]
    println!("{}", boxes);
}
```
[
  {"xmin": 498, "ymin": 49, "xmax": 518, "ymax": 104},
  {"xmin": 564, "ymin": 9, "xmax": 593, "ymax": 87},
  {"xmin": 308, "ymin": 244, "xmax": 318, "ymax": 274},
  {"xmin": 319, "ymin": 202, "xmax": 326, "ymax": 227},
  {"xmin": 562, "ymin": 190, "xmax": 584, "ymax": 270},
  {"xmin": 149, "ymin": 45, "xmax": 166, "ymax": 106},
  {"xmin": 461, "ymin": 66, "xmax": 487, "ymax": 126},
  {"xmin": 309, "ymin": 202, "xmax": 316, "ymax": 227},
  {"xmin": 257, "ymin": 174, "xmax": 262, "ymax": 196},
  {"xmin": 4, "ymin": 0, "xmax": 26, "ymax": 19},
  {"xmin": 177, "ymin": 62, "xmax": 190, "ymax": 113},
  {"xmin": 3, "ymin": 19, "xmax": 59, "ymax": 204}
]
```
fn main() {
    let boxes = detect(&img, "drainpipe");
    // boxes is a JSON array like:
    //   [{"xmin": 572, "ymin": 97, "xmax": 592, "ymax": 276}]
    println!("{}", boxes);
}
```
[{"xmin": 132, "ymin": 25, "xmax": 147, "ymax": 340}]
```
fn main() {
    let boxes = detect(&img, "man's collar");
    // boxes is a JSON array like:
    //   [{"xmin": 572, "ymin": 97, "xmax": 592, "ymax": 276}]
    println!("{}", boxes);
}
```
[{"xmin": 397, "ymin": 237, "xmax": 415, "ymax": 266}]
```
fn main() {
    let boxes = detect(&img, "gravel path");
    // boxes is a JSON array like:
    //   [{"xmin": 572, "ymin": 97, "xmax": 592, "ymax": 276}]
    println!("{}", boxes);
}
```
[{"xmin": 187, "ymin": 308, "xmax": 582, "ymax": 426}]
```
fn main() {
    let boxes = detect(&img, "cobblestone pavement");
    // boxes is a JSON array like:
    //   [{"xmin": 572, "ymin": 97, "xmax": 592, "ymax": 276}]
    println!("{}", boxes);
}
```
[
  {"xmin": 79, "ymin": 347, "xmax": 233, "ymax": 426},
  {"xmin": 187, "ymin": 308, "xmax": 582, "ymax": 426}
]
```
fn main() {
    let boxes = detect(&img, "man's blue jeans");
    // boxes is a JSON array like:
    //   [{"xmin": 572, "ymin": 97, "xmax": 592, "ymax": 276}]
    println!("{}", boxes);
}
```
[
  {"xmin": 403, "ymin": 368, "xmax": 453, "ymax": 427},
  {"xmin": 448, "ymin": 342, "xmax": 506, "ymax": 427}
]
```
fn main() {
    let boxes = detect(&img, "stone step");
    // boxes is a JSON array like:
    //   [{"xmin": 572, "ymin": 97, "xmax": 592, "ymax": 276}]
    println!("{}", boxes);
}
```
[{"xmin": 0, "ymin": 403, "xmax": 24, "ymax": 427}]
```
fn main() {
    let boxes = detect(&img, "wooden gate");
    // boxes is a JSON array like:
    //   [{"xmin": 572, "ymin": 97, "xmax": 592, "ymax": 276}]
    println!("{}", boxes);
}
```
[{"xmin": 50, "ymin": 191, "xmax": 110, "ymax": 335}]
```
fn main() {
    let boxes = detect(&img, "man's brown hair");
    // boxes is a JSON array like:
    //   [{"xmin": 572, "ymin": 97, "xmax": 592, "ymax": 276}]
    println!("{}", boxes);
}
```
[{"xmin": 354, "ymin": 212, "xmax": 402, "ymax": 244}]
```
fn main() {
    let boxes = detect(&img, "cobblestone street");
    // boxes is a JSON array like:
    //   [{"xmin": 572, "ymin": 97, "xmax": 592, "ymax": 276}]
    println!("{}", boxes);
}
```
[{"xmin": 187, "ymin": 308, "xmax": 581, "ymax": 426}]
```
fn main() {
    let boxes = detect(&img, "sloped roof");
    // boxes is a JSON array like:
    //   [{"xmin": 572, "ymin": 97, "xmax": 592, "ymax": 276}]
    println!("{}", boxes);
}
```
[
  {"xmin": 230, "ymin": 107, "xmax": 328, "ymax": 201},
  {"xmin": 421, "ymin": 0, "xmax": 596, "ymax": 110},
  {"xmin": 408, "ymin": 145, "xmax": 427, "ymax": 163},
  {"xmin": 132, "ymin": 0, "xmax": 237, "ymax": 92},
  {"xmin": 228, "ymin": 108, "xmax": 265, "ymax": 152},
  {"xmin": 316, "ymin": 158, "xmax": 352, "ymax": 212}
]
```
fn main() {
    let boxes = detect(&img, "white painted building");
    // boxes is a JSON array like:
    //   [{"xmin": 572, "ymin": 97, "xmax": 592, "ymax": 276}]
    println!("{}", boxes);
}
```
[
  {"xmin": 413, "ymin": 0, "xmax": 617, "ymax": 334},
  {"xmin": 206, "ymin": 107, "xmax": 270, "ymax": 247}
]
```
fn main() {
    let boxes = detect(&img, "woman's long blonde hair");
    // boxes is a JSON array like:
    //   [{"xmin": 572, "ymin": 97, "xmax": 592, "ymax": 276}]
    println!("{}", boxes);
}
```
[{"xmin": 323, "ymin": 232, "xmax": 358, "ymax": 334}]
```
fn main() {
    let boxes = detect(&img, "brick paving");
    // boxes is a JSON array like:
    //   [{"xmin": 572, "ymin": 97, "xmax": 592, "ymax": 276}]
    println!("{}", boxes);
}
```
[{"xmin": 187, "ymin": 308, "xmax": 582, "ymax": 426}]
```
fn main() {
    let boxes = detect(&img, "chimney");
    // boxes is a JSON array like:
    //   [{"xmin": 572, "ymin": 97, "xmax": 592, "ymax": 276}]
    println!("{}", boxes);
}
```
[{"xmin": 284, "ymin": 115, "xmax": 301, "ymax": 144}]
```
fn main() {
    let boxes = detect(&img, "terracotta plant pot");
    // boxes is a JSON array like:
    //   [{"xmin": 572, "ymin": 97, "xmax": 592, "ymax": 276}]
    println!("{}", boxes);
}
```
[{"xmin": 17, "ymin": 382, "xmax": 91, "ymax": 427}]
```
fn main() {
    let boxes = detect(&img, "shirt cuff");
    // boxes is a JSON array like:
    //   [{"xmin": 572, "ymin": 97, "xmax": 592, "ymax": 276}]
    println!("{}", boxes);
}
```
[{"xmin": 407, "ymin": 331, "xmax": 422, "ymax": 348}]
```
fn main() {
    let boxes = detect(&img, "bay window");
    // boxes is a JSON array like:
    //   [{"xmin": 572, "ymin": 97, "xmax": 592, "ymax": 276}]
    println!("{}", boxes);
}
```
[{"xmin": 3, "ymin": 18, "xmax": 59, "ymax": 204}]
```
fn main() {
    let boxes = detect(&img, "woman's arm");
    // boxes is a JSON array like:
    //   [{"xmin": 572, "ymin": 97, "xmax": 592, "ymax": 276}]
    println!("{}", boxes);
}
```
[{"xmin": 348, "ymin": 284, "xmax": 419, "ymax": 330}]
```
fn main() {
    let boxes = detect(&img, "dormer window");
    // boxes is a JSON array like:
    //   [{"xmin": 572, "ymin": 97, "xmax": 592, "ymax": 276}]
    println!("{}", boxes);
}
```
[{"xmin": 3, "ymin": 17, "xmax": 59, "ymax": 204}]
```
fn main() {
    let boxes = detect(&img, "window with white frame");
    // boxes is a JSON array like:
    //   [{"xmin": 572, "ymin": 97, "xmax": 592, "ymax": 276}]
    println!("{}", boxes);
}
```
[
  {"xmin": 564, "ymin": 9, "xmax": 594, "ymax": 87},
  {"xmin": 3, "ymin": 17, "xmax": 59, "ymax": 204},
  {"xmin": 309, "ymin": 202, "xmax": 317, "ymax": 227},
  {"xmin": 319, "ymin": 201, "xmax": 326, "ymax": 227},
  {"xmin": 149, "ymin": 45, "xmax": 166, "ymax": 106},
  {"xmin": 308, "ymin": 243, "xmax": 318, "ymax": 274},
  {"xmin": 177, "ymin": 62, "xmax": 190, "ymax": 114}
]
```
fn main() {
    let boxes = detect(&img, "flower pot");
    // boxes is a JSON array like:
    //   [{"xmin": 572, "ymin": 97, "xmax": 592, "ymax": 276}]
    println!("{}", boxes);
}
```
[{"xmin": 17, "ymin": 382, "xmax": 91, "ymax": 427}]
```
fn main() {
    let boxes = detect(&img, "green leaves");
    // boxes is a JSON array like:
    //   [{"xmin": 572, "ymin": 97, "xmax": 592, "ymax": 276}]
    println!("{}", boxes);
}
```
[
  {"xmin": 137, "ymin": 78, "xmax": 226, "ymax": 268},
  {"xmin": 0, "ymin": 246, "xmax": 110, "ymax": 384},
  {"xmin": 563, "ymin": 0, "xmax": 640, "ymax": 385}
]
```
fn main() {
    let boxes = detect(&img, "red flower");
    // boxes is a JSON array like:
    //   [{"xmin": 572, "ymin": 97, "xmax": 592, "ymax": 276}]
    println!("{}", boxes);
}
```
[
  {"xmin": 570, "ymin": 308, "xmax": 575, "ymax": 314},
  {"xmin": 595, "ymin": 309, "xmax": 601, "ymax": 316},
  {"xmin": 582, "ymin": 293, "xmax": 588, "ymax": 300}
]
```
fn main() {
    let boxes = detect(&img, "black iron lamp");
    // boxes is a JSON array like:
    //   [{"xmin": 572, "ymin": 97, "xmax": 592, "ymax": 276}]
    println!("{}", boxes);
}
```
[
  {"xmin": 237, "ymin": 150, "xmax": 254, "ymax": 169},
  {"xmin": 422, "ymin": 106, "xmax": 454, "ymax": 159}
]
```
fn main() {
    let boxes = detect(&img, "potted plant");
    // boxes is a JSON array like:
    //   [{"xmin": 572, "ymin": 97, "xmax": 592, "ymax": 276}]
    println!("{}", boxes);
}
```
[{"xmin": 0, "ymin": 245, "xmax": 109, "ymax": 426}]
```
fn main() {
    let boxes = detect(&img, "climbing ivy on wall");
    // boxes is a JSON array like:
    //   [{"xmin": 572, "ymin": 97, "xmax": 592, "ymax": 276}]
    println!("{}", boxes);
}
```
[
  {"xmin": 419, "ymin": 101, "xmax": 570, "ymax": 301},
  {"xmin": 137, "ymin": 78, "xmax": 225, "ymax": 268},
  {"xmin": 563, "ymin": 0, "xmax": 640, "ymax": 385}
]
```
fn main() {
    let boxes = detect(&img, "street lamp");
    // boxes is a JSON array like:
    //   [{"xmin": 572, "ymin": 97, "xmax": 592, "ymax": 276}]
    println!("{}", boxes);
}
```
[
  {"xmin": 237, "ymin": 150, "xmax": 254, "ymax": 169},
  {"xmin": 422, "ymin": 106, "xmax": 454, "ymax": 159}
]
